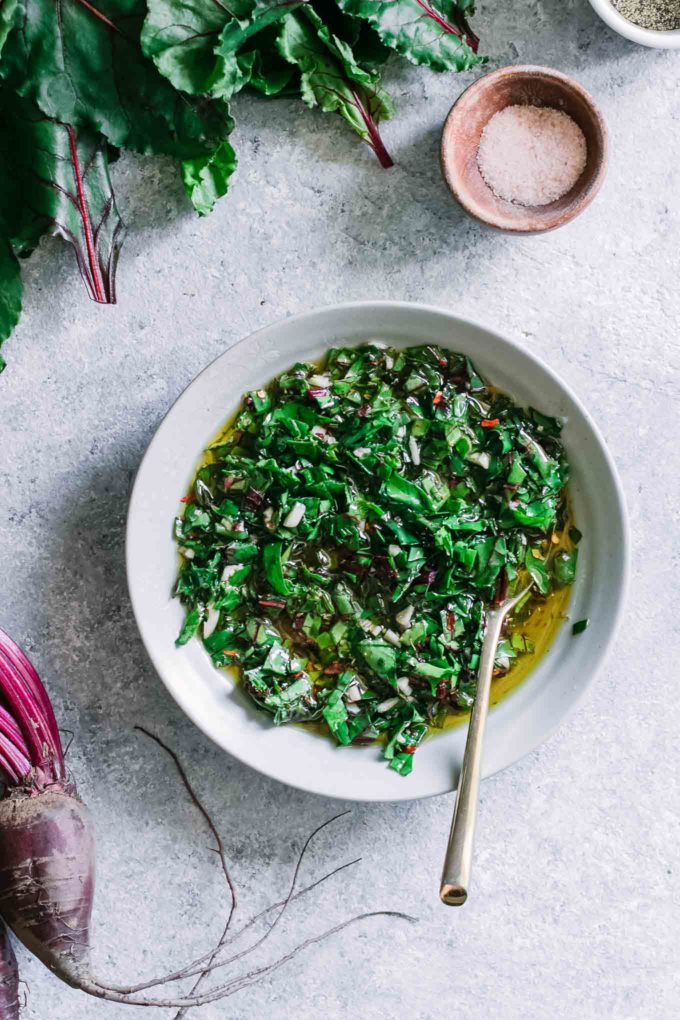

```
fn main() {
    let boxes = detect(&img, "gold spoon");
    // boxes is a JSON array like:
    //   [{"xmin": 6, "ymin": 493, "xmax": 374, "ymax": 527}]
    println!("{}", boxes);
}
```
[{"xmin": 440, "ymin": 582, "xmax": 532, "ymax": 906}]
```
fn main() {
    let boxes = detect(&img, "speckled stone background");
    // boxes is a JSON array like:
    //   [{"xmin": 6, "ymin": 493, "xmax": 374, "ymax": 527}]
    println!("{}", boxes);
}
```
[{"xmin": 1, "ymin": 1, "xmax": 679, "ymax": 1017}]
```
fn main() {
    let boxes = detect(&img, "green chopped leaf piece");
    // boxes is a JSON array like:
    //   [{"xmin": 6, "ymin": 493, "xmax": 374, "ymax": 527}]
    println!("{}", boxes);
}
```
[
  {"xmin": 525, "ymin": 549, "xmax": 551, "ymax": 595},
  {"xmin": 357, "ymin": 640, "xmax": 397, "ymax": 680},
  {"xmin": 262, "ymin": 542, "xmax": 291, "ymax": 595},
  {"xmin": 554, "ymin": 549, "xmax": 578, "ymax": 587},
  {"xmin": 176, "ymin": 607, "xmax": 201, "ymax": 646}
]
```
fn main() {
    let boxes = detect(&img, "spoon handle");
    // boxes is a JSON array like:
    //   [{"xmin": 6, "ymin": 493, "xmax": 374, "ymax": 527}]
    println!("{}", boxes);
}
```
[{"xmin": 440, "ymin": 606, "xmax": 506, "ymax": 906}]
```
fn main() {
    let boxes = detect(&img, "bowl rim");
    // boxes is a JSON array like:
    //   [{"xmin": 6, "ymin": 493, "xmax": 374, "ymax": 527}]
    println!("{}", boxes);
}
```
[
  {"xmin": 588, "ymin": 0, "xmax": 680, "ymax": 48},
  {"xmin": 126, "ymin": 301, "xmax": 630, "ymax": 802},
  {"xmin": 440, "ymin": 64, "xmax": 609, "ymax": 234}
]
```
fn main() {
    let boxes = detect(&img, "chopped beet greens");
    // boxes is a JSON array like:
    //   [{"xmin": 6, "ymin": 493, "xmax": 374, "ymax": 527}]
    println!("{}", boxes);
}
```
[{"xmin": 174, "ymin": 344, "xmax": 577, "ymax": 776}]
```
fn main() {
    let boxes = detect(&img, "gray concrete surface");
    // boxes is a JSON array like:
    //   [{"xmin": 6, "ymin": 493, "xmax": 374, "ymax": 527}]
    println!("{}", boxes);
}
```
[{"xmin": 1, "ymin": 1, "xmax": 679, "ymax": 1017}]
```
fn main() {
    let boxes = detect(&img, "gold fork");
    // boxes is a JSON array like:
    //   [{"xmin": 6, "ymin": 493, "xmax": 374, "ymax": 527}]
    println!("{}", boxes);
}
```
[{"xmin": 440, "ymin": 583, "xmax": 532, "ymax": 906}]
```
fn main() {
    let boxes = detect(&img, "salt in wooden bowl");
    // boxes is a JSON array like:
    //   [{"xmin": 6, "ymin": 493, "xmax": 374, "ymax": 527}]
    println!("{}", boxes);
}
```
[{"xmin": 440, "ymin": 65, "xmax": 609, "ymax": 234}]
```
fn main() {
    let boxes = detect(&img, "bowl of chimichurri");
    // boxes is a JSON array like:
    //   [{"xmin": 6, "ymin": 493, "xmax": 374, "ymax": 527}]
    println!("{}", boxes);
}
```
[{"xmin": 126, "ymin": 302, "xmax": 628, "ymax": 802}]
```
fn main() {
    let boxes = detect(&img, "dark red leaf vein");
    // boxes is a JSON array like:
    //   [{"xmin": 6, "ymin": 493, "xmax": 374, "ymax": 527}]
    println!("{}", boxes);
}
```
[{"xmin": 67, "ymin": 125, "xmax": 107, "ymax": 304}]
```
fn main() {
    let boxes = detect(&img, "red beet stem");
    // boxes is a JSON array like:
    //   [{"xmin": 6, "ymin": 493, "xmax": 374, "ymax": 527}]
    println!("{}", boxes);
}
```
[
  {"xmin": 0, "ymin": 630, "xmax": 65, "ymax": 788},
  {"xmin": 0, "ymin": 708, "xmax": 27, "ymax": 755},
  {"xmin": 0, "ymin": 629, "xmax": 64, "ymax": 762},
  {"xmin": 0, "ymin": 736, "xmax": 30, "ymax": 785},
  {"xmin": 350, "ymin": 88, "xmax": 394, "ymax": 169},
  {"xmin": 0, "ymin": 708, "xmax": 31, "ymax": 780},
  {"xmin": 0, "ymin": 922, "xmax": 20, "ymax": 1020}
]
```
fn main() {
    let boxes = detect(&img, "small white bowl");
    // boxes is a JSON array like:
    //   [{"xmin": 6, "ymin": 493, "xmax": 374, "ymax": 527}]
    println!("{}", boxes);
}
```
[
  {"xmin": 588, "ymin": 0, "xmax": 680, "ymax": 48},
  {"xmin": 126, "ymin": 302, "xmax": 629, "ymax": 802}
]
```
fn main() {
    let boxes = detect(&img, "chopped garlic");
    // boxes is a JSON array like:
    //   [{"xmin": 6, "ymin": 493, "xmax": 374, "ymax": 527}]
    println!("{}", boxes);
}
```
[
  {"xmin": 345, "ymin": 680, "xmax": 363, "ymax": 703},
  {"xmin": 283, "ymin": 502, "xmax": 306, "ymax": 528},
  {"xmin": 377, "ymin": 697, "xmax": 399, "ymax": 713},
  {"xmin": 467, "ymin": 451, "xmax": 491, "ymax": 470},
  {"xmin": 396, "ymin": 676, "xmax": 413, "ymax": 697},
  {"xmin": 395, "ymin": 605, "xmax": 414, "ymax": 630},
  {"xmin": 203, "ymin": 606, "xmax": 220, "ymax": 638}
]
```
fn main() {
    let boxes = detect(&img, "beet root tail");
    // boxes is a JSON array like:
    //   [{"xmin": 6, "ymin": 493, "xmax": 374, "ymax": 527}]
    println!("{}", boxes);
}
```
[
  {"xmin": 0, "ymin": 922, "xmax": 20, "ymax": 1020},
  {"xmin": 0, "ymin": 790, "xmax": 95, "ymax": 980}
]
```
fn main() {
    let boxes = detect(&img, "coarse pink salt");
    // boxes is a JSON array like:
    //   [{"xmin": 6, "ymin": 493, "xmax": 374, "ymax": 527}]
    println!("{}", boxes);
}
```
[{"xmin": 477, "ymin": 104, "xmax": 587, "ymax": 208}]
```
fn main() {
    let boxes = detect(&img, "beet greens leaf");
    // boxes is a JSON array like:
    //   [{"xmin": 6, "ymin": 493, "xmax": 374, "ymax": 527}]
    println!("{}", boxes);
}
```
[
  {"xmin": 0, "ymin": 0, "xmax": 483, "ymax": 365},
  {"xmin": 335, "ymin": 0, "xmax": 482, "ymax": 71},
  {"xmin": 0, "ymin": 239, "xmax": 21, "ymax": 370},
  {"xmin": 182, "ymin": 140, "xmax": 239, "ymax": 217},
  {"xmin": 141, "ymin": 0, "xmax": 254, "ymax": 98},
  {"xmin": 142, "ymin": 0, "xmax": 300, "ymax": 99},
  {"xmin": 277, "ymin": 7, "xmax": 394, "ymax": 167},
  {"xmin": 0, "ymin": 0, "xmax": 18, "ymax": 57},
  {"xmin": 2, "ymin": 0, "xmax": 234, "ymax": 157},
  {"xmin": 0, "ymin": 91, "xmax": 125, "ymax": 305}
]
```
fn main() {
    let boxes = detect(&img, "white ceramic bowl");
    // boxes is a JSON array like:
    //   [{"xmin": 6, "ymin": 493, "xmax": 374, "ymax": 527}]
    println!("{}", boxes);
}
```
[
  {"xmin": 588, "ymin": 0, "xmax": 680, "ymax": 48},
  {"xmin": 126, "ymin": 302, "xmax": 629, "ymax": 802}
]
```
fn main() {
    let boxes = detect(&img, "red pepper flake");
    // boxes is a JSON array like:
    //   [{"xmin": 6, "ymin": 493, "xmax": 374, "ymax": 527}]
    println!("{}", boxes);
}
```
[
  {"xmin": 224, "ymin": 650, "xmax": 238, "ymax": 658},
  {"xmin": 258, "ymin": 598, "xmax": 286, "ymax": 609},
  {"xmin": 481, "ymin": 418, "xmax": 501, "ymax": 427},
  {"xmin": 293, "ymin": 671, "xmax": 305, "ymax": 679},
  {"xmin": 432, "ymin": 391, "xmax": 444, "ymax": 405},
  {"xmin": 323, "ymin": 662, "xmax": 343, "ymax": 675},
  {"xmin": 404, "ymin": 744, "xmax": 417, "ymax": 754},
  {"xmin": 447, "ymin": 611, "xmax": 456, "ymax": 631},
  {"xmin": 438, "ymin": 358, "xmax": 448, "ymax": 367},
  {"xmin": 180, "ymin": 495, "xmax": 196, "ymax": 504},
  {"xmin": 223, "ymin": 475, "xmax": 236, "ymax": 491}
]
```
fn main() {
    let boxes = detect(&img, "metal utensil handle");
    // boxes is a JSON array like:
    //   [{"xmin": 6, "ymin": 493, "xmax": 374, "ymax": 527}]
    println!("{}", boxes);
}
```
[{"xmin": 439, "ymin": 607, "xmax": 505, "ymax": 906}]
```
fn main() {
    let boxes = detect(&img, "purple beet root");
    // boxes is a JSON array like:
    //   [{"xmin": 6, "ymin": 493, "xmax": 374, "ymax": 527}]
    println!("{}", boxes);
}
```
[
  {"xmin": 0, "ymin": 791, "xmax": 95, "ymax": 980},
  {"xmin": 0, "ymin": 627, "xmax": 414, "ymax": 1014}
]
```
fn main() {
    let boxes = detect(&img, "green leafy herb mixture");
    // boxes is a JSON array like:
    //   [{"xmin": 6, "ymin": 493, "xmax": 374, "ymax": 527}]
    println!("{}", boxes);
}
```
[{"xmin": 174, "ymin": 343, "xmax": 578, "ymax": 776}]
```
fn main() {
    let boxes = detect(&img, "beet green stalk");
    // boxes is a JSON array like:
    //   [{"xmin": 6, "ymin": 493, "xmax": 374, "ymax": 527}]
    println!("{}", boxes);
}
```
[{"xmin": 0, "ymin": 627, "xmax": 414, "ymax": 1014}]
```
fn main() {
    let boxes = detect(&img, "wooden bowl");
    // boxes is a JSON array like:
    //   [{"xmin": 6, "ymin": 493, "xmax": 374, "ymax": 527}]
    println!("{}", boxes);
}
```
[{"xmin": 440, "ymin": 65, "xmax": 608, "ymax": 233}]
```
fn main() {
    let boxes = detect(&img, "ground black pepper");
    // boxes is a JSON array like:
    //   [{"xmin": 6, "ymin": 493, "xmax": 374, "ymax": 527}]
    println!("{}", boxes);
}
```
[{"xmin": 611, "ymin": 0, "xmax": 680, "ymax": 30}]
